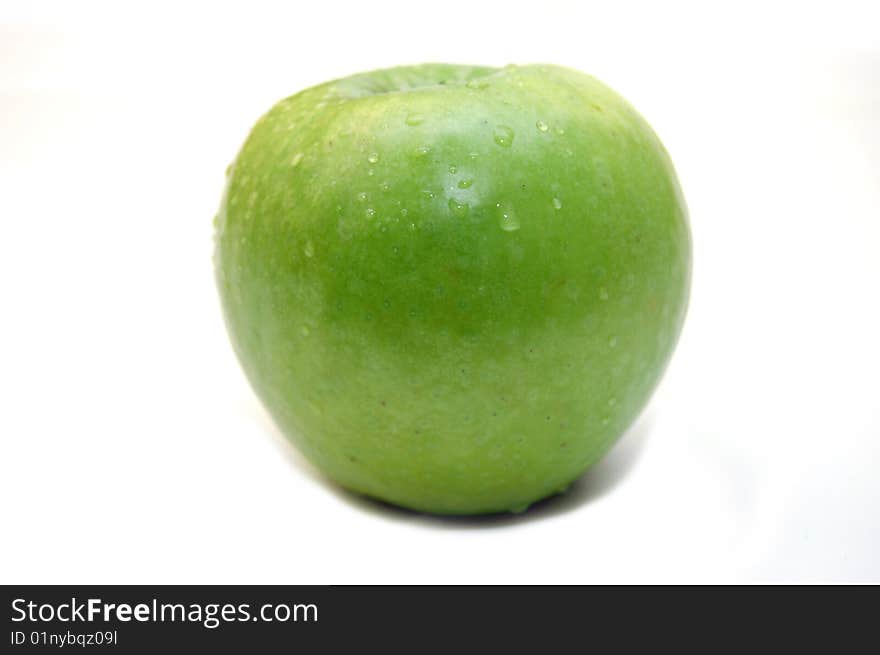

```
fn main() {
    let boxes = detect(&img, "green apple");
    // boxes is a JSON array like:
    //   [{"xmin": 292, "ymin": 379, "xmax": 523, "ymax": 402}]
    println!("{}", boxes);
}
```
[{"xmin": 214, "ymin": 63, "xmax": 691, "ymax": 515}]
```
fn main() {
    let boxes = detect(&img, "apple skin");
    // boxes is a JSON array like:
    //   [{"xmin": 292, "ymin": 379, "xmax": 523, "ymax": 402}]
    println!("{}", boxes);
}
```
[{"xmin": 214, "ymin": 64, "xmax": 691, "ymax": 515}]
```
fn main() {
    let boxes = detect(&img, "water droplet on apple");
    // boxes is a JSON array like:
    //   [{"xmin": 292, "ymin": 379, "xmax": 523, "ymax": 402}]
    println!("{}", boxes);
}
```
[
  {"xmin": 405, "ymin": 113, "xmax": 425, "ymax": 126},
  {"xmin": 448, "ymin": 198, "xmax": 469, "ymax": 218},
  {"xmin": 303, "ymin": 240, "xmax": 314, "ymax": 258},
  {"xmin": 381, "ymin": 182, "xmax": 390, "ymax": 191},
  {"xmin": 493, "ymin": 125, "xmax": 514, "ymax": 148},
  {"xmin": 536, "ymin": 120, "xmax": 549, "ymax": 132},
  {"xmin": 367, "ymin": 152, "xmax": 379, "ymax": 164},
  {"xmin": 601, "ymin": 416, "xmax": 610, "ymax": 425},
  {"xmin": 554, "ymin": 126, "xmax": 566, "ymax": 136},
  {"xmin": 421, "ymin": 189, "xmax": 435, "ymax": 199},
  {"xmin": 414, "ymin": 145, "xmax": 431, "ymax": 157},
  {"xmin": 357, "ymin": 191, "xmax": 368, "ymax": 203},
  {"xmin": 365, "ymin": 207, "xmax": 376, "ymax": 218},
  {"xmin": 300, "ymin": 325, "xmax": 310, "ymax": 337},
  {"xmin": 337, "ymin": 218, "xmax": 353, "ymax": 240},
  {"xmin": 466, "ymin": 79, "xmax": 489, "ymax": 90},
  {"xmin": 448, "ymin": 164, "xmax": 457, "ymax": 174},
  {"xmin": 552, "ymin": 197, "xmax": 563, "ymax": 210},
  {"xmin": 468, "ymin": 152, "xmax": 479, "ymax": 161},
  {"xmin": 496, "ymin": 202, "xmax": 520, "ymax": 231},
  {"xmin": 367, "ymin": 168, "xmax": 375, "ymax": 176},
  {"xmin": 290, "ymin": 152, "xmax": 304, "ymax": 167},
  {"xmin": 457, "ymin": 178, "xmax": 473, "ymax": 189}
]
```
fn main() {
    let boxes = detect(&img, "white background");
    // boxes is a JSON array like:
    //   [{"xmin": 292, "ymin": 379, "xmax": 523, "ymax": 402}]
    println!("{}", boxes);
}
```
[{"xmin": 1, "ymin": 1, "xmax": 878, "ymax": 583}]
